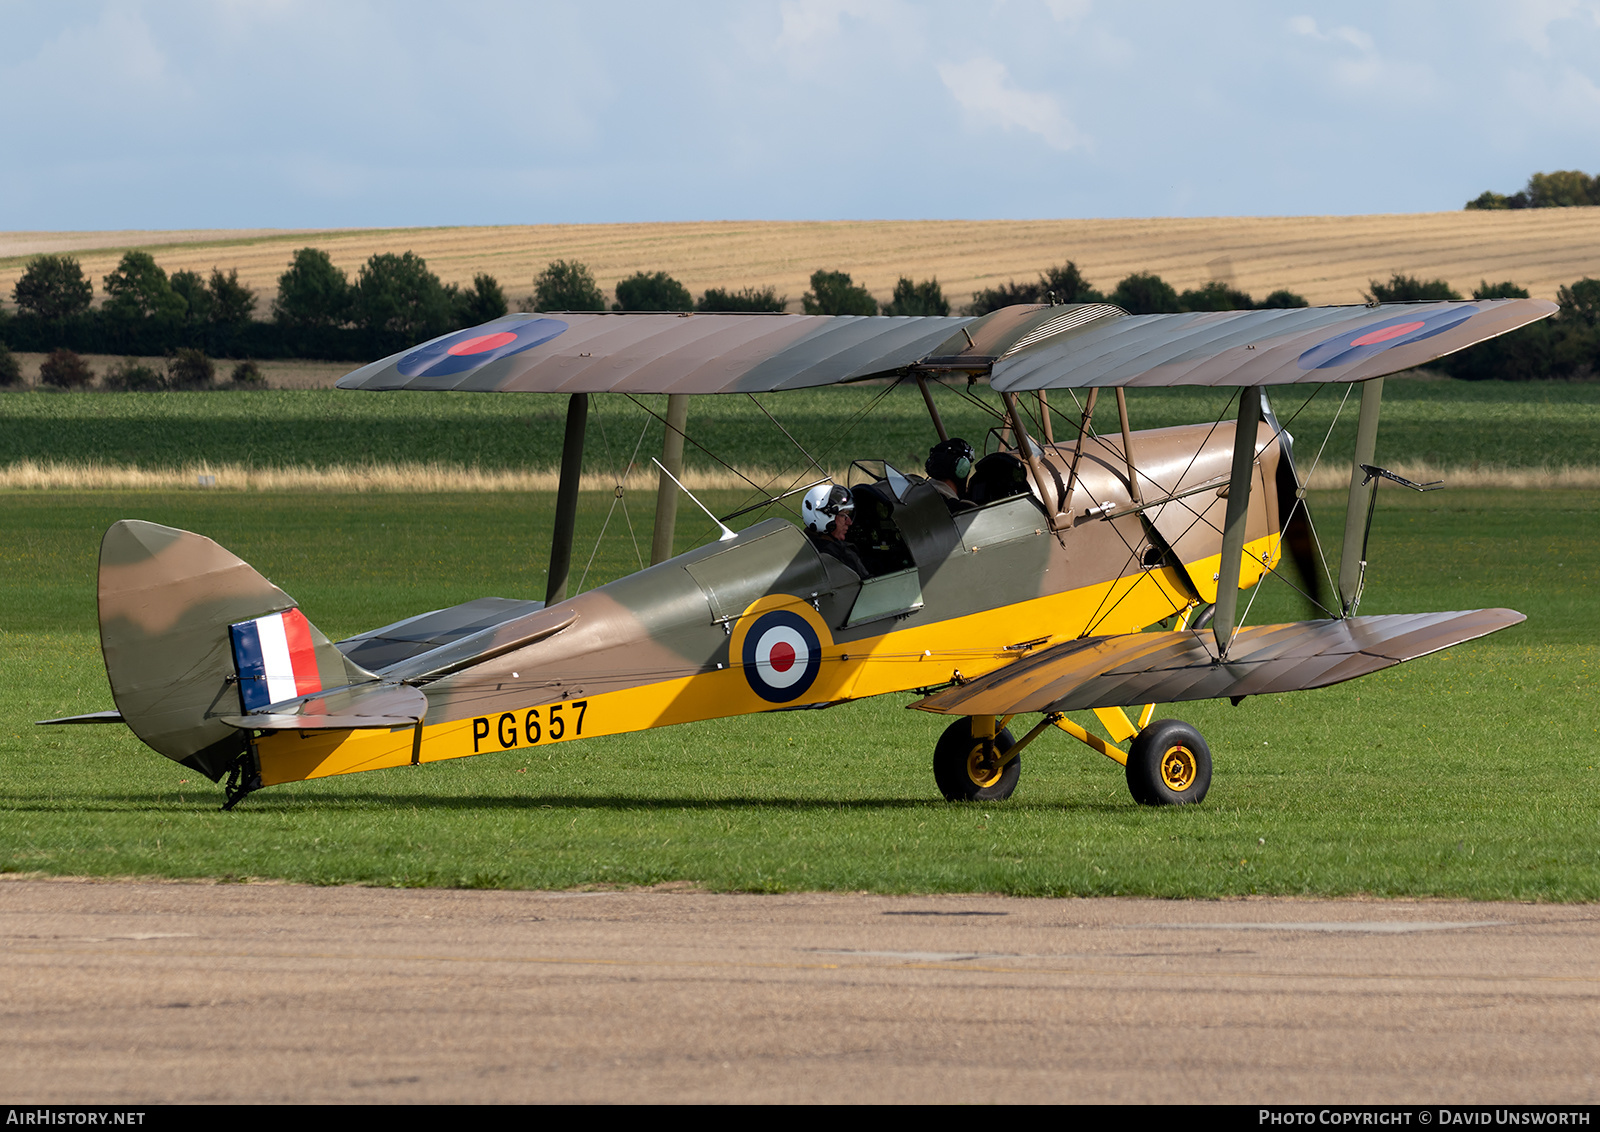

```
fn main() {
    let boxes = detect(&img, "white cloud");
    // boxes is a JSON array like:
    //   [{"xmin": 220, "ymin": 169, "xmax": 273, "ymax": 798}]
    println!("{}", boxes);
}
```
[
  {"xmin": 771, "ymin": 0, "xmax": 925, "ymax": 75},
  {"xmin": 937, "ymin": 55, "xmax": 1085, "ymax": 151},
  {"xmin": 1286, "ymin": 13, "xmax": 1436, "ymax": 101},
  {"xmin": 778, "ymin": 0, "xmax": 899, "ymax": 44},
  {"xmin": 1043, "ymin": 0, "xmax": 1091, "ymax": 23},
  {"xmin": 1498, "ymin": 0, "xmax": 1600, "ymax": 54},
  {"xmin": 1288, "ymin": 15, "xmax": 1373, "ymax": 54}
]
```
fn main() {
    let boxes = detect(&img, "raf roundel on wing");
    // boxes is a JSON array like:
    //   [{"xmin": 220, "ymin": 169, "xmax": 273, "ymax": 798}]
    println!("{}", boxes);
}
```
[
  {"xmin": 1295, "ymin": 306, "xmax": 1478, "ymax": 371},
  {"xmin": 396, "ymin": 317, "xmax": 569, "ymax": 378}
]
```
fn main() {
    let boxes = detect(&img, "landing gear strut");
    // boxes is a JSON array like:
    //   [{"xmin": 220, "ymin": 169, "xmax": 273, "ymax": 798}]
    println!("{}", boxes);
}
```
[{"xmin": 222, "ymin": 744, "xmax": 263, "ymax": 811}]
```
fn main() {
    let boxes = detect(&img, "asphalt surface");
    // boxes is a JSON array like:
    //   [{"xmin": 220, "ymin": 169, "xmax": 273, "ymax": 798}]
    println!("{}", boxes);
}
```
[{"xmin": 3, "ymin": 877, "xmax": 1597, "ymax": 1104}]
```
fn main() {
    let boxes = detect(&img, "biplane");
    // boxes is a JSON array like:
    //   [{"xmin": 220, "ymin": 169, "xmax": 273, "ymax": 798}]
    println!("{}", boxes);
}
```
[{"xmin": 45, "ymin": 295, "xmax": 1554, "ymax": 808}]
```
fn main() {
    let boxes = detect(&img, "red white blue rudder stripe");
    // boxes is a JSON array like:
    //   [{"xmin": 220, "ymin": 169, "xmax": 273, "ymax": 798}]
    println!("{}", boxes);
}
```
[{"xmin": 230, "ymin": 609, "xmax": 323, "ymax": 711}]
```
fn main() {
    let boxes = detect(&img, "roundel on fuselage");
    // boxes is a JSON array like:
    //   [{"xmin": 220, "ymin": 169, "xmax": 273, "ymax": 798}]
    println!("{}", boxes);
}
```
[{"xmin": 740, "ymin": 609, "xmax": 823, "ymax": 704}]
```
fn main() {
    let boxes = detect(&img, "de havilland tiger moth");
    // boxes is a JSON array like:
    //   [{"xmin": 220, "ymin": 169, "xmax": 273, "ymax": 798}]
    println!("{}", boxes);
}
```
[{"xmin": 43, "ymin": 296, "xmax": 1554, "ymax": 808}]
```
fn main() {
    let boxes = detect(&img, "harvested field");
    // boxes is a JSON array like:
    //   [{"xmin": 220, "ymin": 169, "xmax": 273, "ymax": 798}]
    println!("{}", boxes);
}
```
[
  {"xmin": 4, "ymin": 459, "xmax": 1597, "ymax": 494},
  {"xmin": 4, "ymin": 352, "xmax": 353, "ymax": 390},
  {"xmin": 3, "ymin": 210, "xmax": 1598, "ymax": 313}
]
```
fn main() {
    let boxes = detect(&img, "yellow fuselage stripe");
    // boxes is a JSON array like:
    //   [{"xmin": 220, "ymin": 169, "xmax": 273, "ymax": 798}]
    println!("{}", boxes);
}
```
[{"xmin": 256, "ymin": 534, "xmax": 1278, "ymax": 785}]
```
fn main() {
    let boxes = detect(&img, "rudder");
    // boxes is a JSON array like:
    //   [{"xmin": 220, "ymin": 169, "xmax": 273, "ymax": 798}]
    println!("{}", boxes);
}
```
[{"xmin": 97, "ymin": 520, "xmax": 372, "ymax": 780}]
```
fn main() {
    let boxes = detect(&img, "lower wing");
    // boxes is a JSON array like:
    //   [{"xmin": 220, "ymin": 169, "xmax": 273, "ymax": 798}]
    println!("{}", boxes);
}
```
[{"xmin": 909, "ymin": 609, "xmax": 1524, "ymax": 716}]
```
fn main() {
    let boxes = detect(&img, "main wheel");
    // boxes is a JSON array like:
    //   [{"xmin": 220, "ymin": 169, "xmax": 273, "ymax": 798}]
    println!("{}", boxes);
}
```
[
  {"xmin": 932, "ymin": 717, "xmax": 1020, "ymax": 802},
  {"xmin": 1126, "ymin": 719, "xmax": 1212, "ymax": 806}
]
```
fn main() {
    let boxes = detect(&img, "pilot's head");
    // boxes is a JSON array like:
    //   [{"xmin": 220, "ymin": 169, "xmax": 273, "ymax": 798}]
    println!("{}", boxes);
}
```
[
  {"xmin": 802, "ymin": 482, "xmax": 854, "ymax": 538},
  {"xmin": 926, "ymin": 438, "xmax": 975, "ymax": 485}
]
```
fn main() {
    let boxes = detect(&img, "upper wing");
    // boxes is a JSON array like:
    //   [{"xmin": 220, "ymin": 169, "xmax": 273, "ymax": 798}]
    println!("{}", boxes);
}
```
[
  {"xmin": 908, "ymin": 609, "xmax": 1525, "ymax": 716},
  {"xmin": 989, "ymin": 300, "xmax": 1554, "ymax": 390},
  {"xmin": 336, "ymin": 299, "xmax": 1554, "ymax": 394},
  {"xmin": 337, "ymin": 312, "xmax": 974, "ymax": 394}
]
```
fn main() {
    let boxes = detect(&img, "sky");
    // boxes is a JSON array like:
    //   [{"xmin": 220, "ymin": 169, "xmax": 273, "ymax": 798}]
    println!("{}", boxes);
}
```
[{"xmin": 3, "ymin": 0, "xmax": 1599, "ymax": 229}]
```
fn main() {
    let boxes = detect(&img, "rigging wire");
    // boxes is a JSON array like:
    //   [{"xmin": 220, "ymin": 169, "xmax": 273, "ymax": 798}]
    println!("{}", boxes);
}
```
[
  {"xmin": 575, "ymin": 396, "xmax": 653, "ymax": 594},
  {"xmin": 1233, "ymin": 382, "xmax": 1353, "ymax": 628},
  {"xmin": 1077, "ymin": 386, "xmax": 1241, "ymax": 635},
  {"xmin": 721, "ymin": 378, "xmax": 908, "ymax": 522}
]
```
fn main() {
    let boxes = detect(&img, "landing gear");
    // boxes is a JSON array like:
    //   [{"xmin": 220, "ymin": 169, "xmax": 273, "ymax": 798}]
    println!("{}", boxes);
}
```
[
  {"xmin": 1125, "ymin": 719, "xmax": 1211, "ymax": 806},
  {"xmin": 221, "ymin": 744, "xmax": 263, "ymax": 811},
  {"xmin": 932, "ymin": 717, "xmax": 1019, "ymax": 801}
]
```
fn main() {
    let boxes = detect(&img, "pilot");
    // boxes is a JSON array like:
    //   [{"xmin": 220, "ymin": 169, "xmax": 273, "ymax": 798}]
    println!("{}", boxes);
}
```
[
  {"xmin": 802, "ymin": 482, "xmax": 869, "ymax": 578},
  {"xmin": 925, "ymin": 438, "xmax": 977, "ymax": 514}
]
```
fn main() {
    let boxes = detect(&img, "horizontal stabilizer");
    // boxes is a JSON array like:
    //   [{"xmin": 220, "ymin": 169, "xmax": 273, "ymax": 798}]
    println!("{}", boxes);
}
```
[
  {"xmin": 335, "ymin": 597, "xmax": 545, "ymax": 673},
  {"xmin": 911, "ymin": 609, "xmax": 1525, "ymax": 716},
  {"xmin": 225, "ymin": 683, "xmax": 427, "ymax": 732},
  {"xmin": 37, "ymin": 710, "xmax": 125, "ymax": 725}
]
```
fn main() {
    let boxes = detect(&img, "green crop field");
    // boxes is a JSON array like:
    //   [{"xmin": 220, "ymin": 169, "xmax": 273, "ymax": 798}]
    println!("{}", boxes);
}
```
[
  {"xmin": 4, "ymin": 379, "xmax": 1599, "ymax": 483},
  {"xmin": 3, "ymin": 482, "xmax": 1596, "ymax": 898}
]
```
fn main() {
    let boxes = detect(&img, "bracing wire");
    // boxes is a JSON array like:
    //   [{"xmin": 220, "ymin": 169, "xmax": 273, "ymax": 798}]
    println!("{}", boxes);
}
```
[
  {"xmin": 575, "ymin": 396, "xmax": 654, "ymax": 593},
  {"xmin": 1233, "ymin": 382, "xmax": 1353, "ymax": 629}
]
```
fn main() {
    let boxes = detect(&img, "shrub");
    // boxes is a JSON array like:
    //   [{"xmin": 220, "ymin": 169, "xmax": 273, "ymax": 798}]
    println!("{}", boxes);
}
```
[
  {"xmin": 530, "ymin": 260, "xmax": 605, "ymax": 312},
  {"xmin": 1038, "ymin": 262, "xmax": 1103, "ymax": 305},
  {"xmin": 209, "ymin": 267, "xmax": 257, "ymax": 324},
  {"xmin": 1465, "ymin": 170, "xmax": 1597, "ymax": 210},
  {"xmin": 967, "ymin": 279, "xmax": 1041, "ymax": 314},
  {"xmin": 274, "ymin": 248, "xmax": 352, "ymax": 328},
  {"xmin": 1465, "ymin": 190, "xmax": 1528, "ymax": 210},
  {"xmin": 230, "ymin": 360, "xmax": 267, "ymax": 388},
  {"xmin": 1527, "ymin": 170, "xmax": 1599, "ymax": 208},
  {"xmin": 1556, "ymin": 278, "xmax": 1600, "ymax": 326},
  {"xmin": 0, "ymin": 341, "xmax": 21, "ymax": 387},
  {"xmin": 453, "ymin": 273, "xmax": 508, "ymax": 326},
  {"xmin": 12, "ymin": 254, "xmax": 94, "ymax": 320},
  {"xmin": 1178, "ymin": 281, "xmax": 1255, "ymax": 311},
  {"xmin": 967, "ymin": 261, "xmax": 1102, "ymax": 315},
  {"xmin": 614, "ymin": 271, "xmax": 693, "ymax": 312},
  {"xmin": 1364, "ymin": 274, "xmax": 1462, "ymax": 303},
  {"xmin": 353, "ymin": 252, "xmax": 453, "ymax": 343},
  {"xmin": 39, "ymin": 348, "xmax": 94, "ymax": 389},
  {"xmin": 881, "ymin": 277, "xmax": 949, "ymax": 316},
  {"xmin": 696, "ymin": 286, "xmax": 787, "ymax": 313},
  {"xmin": 1258, "ymin": 289, "xmax": 1309, "ymax": 308},
  {"xmin": 1109, "ymin": 272, "xmax": 1181, "ymax": 314},
  {"xmin": 102, "ymin": 251, "xmax": 186, "ymax": 323},
  {"xmin": 104, "ymin": 357, "xmax": 166, "ymax": 392},
  {"xmin": 170, "ymin": 269, "xmax": 212, "ymax": 324},
  {"xmin": 802, "ymin": 270, "xmax": 877, "ymax": 316},
  {"xmin": 166, "ymin": 348, "xmax": 216, "ymax": 390},
  {"xmin": 1473, "ymin": 281, "xmax": 1531, "ymax": 301}
]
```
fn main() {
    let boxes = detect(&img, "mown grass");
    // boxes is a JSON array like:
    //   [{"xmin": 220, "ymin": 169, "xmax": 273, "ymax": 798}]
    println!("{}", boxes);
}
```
[
  {"xmin": 3, "ymin": 380, "xmax": 1599, "ymax": 487},
  {"xmin": 3, "ymin": 487, "xmax": 1596, "ymax": 897}
]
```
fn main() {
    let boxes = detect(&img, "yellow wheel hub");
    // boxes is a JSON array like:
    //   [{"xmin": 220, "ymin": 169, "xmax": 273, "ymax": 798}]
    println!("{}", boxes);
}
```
[
  {"xmin": 966, "ymin": 746, "xmax": 1003, "ymax": 788},
  {"xmin": 1160, "ymin": 745, "xmax": 1197, "ymax": 792}
]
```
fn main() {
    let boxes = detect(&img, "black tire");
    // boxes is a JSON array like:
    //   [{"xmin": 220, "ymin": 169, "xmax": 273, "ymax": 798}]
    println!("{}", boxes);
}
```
[
  {"xmin": 933, "ymin": 717, "xmax": 1020, "ymax": 802},
  {"xmin": 1126, "ymin": 719, "xmax": 1212, "ymax": 806}
]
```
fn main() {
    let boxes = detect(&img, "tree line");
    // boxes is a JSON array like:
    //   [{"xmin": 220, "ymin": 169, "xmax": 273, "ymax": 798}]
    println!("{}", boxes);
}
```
[
  {"xmin": 2, "ymin": 247, "xmax": 1594, "ymax": 387},
  {"xmin": 1465, "ymin": 169, "xmax": 1600, "ymax": 210}
]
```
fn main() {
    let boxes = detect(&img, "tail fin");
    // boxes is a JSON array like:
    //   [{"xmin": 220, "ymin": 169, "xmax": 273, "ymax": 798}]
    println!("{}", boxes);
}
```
[{"xmin": 97, "ymin": 520, "xmax": 374, "ymax": 780}]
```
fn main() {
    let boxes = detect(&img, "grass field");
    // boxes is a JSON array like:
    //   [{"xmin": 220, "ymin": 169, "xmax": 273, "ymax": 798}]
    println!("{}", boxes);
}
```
[
  {"xmin": 4, "ymin": 380, "xmax": 1599, "ymax": 502},
  {"xmin": 5, "ymin": 209, "xmax": 1599, "ymax": 313},
  {"xmin": 3, "ymin": 484, "xmax": 1596, "ymax": 898}
]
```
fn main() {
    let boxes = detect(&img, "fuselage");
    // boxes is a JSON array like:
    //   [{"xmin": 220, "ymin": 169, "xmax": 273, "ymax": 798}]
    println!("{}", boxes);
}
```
[{"xmin": 255, "ymin": 422, "xmax": 1285, "ymax": 786}]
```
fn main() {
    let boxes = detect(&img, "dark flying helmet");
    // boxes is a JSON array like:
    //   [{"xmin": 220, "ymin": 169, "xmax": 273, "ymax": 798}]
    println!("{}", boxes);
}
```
[
  {"xmin": 926, "ymin": 438, "xmax": 975, "ymax": 483},
  {"xmin": 802, "ymin": 483, "xmax": 855, "ymax": 533}
]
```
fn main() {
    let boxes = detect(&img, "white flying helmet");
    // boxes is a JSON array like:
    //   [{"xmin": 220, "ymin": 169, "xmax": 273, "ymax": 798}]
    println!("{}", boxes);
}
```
[{"xmin": 801, "ymin": 483, "xmax": 854, "ymax": 533}]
